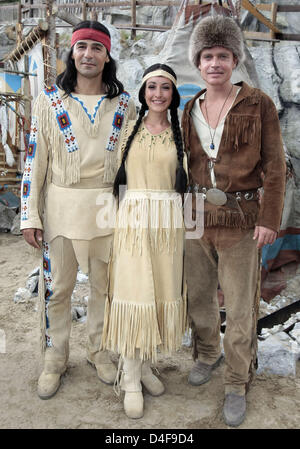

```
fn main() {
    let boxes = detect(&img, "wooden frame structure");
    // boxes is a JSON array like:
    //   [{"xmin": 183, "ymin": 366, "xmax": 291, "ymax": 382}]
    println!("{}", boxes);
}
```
[
  {"xmin": 1, "ymin": 0, "xmax": 300, "ymax": 189},
  {"xmin": 1, "ymin": 1, "xmax": 300, "ymax": 40}
]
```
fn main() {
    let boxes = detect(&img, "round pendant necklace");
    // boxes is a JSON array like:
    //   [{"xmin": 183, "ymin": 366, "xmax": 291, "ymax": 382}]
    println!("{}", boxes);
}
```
[{"xmin": 204, "ymin": 84, "xmax": 234, "ymax": 151}]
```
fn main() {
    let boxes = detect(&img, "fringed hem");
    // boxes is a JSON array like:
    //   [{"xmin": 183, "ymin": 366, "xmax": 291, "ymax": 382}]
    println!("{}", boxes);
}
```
[
  {"xmin": 38, "ymin": 256, "xmax": 46, "ymax": 355},
  {"xmin": 204, "ymin": 210, "xmax": 257, "ymax": 229},
  {"xmin": 156, "ymin": 296, "xmax": 188, "ymax": 354},
  {"xmin": 246, "ymin": 248, "xmax": 261, "ymax": 393},
  {"xmin": 224, "ymin": 114, "xmax": 261, "ymax": 150},
  {"xmin": 100, "ymin": 296, "xmax": 186, "ymax": 363},
  {"xmin": 116, "ymin": 194, "xmax": 184, "ymax": 254},
  {"xmin": 103, "ymin": 149, "xmax": 118, "ymax": 184}
]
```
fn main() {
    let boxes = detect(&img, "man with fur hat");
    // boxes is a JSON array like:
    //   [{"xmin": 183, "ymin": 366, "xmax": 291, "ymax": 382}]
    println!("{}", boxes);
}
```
[{"xmin": 182, "ymin": 15, "xmax": 286, "ymax": 426}]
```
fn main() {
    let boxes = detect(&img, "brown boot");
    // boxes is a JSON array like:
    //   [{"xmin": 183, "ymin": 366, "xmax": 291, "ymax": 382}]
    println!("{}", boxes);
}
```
[
  {"xmin": 37, "ymin": 369, "xmax": 66, "ymax": 400},
  {"xmin": 188, "ymin": 355, "xmax": 223, "ymax": 386},
  {"xmin": 121, "ymin": 357, "xmax": 144, "ymax": 419},
  {"xmin": 87, "ymin": 350, "xmax": 117, "ymax": 385},
  {"xmin": 223, "ymin": 393, "xmax": 246, "ymax": 427},
  {"xmin": 141, "ymin": 361, "xmax": 165, "ymax": 396}
]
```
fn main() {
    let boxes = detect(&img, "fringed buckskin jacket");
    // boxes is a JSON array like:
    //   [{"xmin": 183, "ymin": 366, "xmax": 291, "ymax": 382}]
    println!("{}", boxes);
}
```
[
  {"xmin": 181, "ymin": 82, "xmax": 286, "ymax": 232},
  {"xmin": 20, "ymin": 86, "xmax": 136, "ymax": 241}
]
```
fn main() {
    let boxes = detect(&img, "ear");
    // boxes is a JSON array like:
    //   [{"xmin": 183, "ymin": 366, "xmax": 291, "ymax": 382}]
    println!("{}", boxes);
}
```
[
  {"xmin": 197, "ymin": 53, "xmax": 202, "ymax": 71},
  {"xmin": 233, "ymin": 55, "xmax": 238, "ymax": 68}
]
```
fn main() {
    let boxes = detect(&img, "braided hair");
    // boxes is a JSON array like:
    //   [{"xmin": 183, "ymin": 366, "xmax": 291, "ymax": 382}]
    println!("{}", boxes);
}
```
[{"xmin": 113, "ymin": 63, "xmax": 187, "ymax": 197}]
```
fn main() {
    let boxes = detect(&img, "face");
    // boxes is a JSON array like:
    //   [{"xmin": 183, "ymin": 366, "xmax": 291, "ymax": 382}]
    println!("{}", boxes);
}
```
[
  {"xmin": 198, "ymin": 46, "xmax": 237, "ymax": 86},
  {"xmin": 144, "ymin": 76, "xmax": 173, "ymax": 112},
  {"xmin": 72, "ymin": 39, "xmax": 110, "ymax": 80}
]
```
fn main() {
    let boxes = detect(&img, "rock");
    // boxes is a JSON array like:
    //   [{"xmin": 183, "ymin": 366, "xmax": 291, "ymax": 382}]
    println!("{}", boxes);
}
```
[
  {"xmin": 182, "ymin": 328, "xmax": 192, "ymax": 347},
  {"xmin": 13, "ymin": 287, "xmax": 33, "ymax": 303},
  {"xmin": 150, "ymin": 30, "xmax": 170, "ymax": 54},
  {"xmin": 0, "ymin": 191, "xmax": 20, "ymax": 209},
  {"xmin": 0, "ymin": 26, "xmax": 15, "ymax": 59},
  {"xmin": 100, "ymin": 20, "xmax": 122, "ymax": 62},
  {"xmin": 71, "ymin": 306, "xmax": 86, "ymax": 321},
  {"xmin": 117, "ymin": 58, "xmax": 144, "ymax": 102},
  {"xmin": 289, "ymin": 322, "xmax": 300, "ymax": 345},
  {"xmin": 25, "ymin": 276, "xmax": 39, "ymax": 296},
  {"xmin": 10, "ymin": 212, "xmax": 22, "ymax": 235},
  {"xmin": 130, "ymin": 39, "xmax": 147, "ymax": 57},
  {"xmin": 28, "ymin": 266, "xmax": 40, "ymax": 278},
  {"xmin": 257, "ymin": 332, "xmax": 300, "ymax": 377},
  {"xmin": 76, "ymin": 270, "xmax": 88, "ymax": 283},
  {"xmin": 0, "ymin": 203, "xmax": 16, "ymax": 232}
]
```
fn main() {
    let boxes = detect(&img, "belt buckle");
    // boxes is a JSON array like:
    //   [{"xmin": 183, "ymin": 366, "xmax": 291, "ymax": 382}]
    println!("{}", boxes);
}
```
[
  {"xmin": 206, "ymin": 188, "xmax": 227, "ymax": 206},
  {"xmin": 244, "ymin": 192, "xmax": 254, "ymax": 200}
]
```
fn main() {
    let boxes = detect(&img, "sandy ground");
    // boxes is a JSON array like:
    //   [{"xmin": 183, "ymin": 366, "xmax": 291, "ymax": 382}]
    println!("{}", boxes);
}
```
[{"xmin": 0, "ymin": 232, "xmax": 300, "ymax": 431}]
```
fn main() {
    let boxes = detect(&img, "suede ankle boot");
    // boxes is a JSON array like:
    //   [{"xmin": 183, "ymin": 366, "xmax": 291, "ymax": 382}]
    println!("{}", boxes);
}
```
[
  {"xmin": 121, "ymin": 357, "xmax": 144, "ymax": 419},
  {"xmin": 87, "ymin": 350, "xmax": 117, "ymax": 385},
  {"xmin": 141, "ymin": 361, "xmax": 165, "ymax": 396},
  {"xmin": 37, "ymin": 367, "xmax": 66, "ymax": 400}
]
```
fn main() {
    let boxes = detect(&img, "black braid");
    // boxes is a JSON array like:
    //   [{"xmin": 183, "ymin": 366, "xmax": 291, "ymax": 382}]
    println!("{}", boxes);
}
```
[
  {"xmin": 170, "ymin": 106, "xmax": 188, "ymax": 194},
  {"xmin": 113, "ymin": 104, "xmax": 147, "ymax": 197}
]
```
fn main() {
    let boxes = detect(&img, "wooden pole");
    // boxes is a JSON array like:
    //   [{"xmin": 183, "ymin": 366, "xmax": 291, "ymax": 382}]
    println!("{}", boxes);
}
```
[
  {"xmin": 82, "ymin": 1, "xmax": 87, "ymax": 20},
  {"xmin": 241, "ymin": 0, "xmax": 280, "ymax": 33},
  {"xmin": 4, "ymin": 21, "xmax": 48, "ymax": 62},
  {"xmin": 23, "ymin": 55, "xmax": 32, "ymax": 134},
  {"xmin": 270, "ymin": 2, "xmax": 278, "ymax": 40},
  {"xmin": 53, "ymin": 7, "xmax": 82, "ymax": 27},
  {"xmin": 45, "ymin": 0, "xmax": 57, "ymax": 87},
  {"xmin": 17, "ymin": 1, "xmax": 23, "ymax": 45},
  {"xmin": 131, "ymin": 0, "xmax": 136, "ymax": 39},
  {"xmin": 91, "ymin": 10, "xmax": 98, "ymax": 21}
]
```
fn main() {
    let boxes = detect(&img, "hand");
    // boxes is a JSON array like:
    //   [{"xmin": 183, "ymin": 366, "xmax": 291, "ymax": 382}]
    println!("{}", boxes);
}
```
[
  {"xmin": 253, "ymin": 226, "xmax": 277, "ymax": 249},
  {"xmin": 22, "ymin": 228, "xmax": 43, "ymax": 249}
]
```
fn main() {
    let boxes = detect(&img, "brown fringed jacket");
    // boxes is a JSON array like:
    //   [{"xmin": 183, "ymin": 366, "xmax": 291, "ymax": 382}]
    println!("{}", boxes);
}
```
[{"xmin": 181, "ymin": 81, "xmax": 286, "ymax": 232}]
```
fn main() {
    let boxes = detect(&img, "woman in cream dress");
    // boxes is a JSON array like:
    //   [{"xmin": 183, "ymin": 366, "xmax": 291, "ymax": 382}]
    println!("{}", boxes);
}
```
[{"xmin": 101, "ymin": 64, "xmax": 187, "ymax": 418}]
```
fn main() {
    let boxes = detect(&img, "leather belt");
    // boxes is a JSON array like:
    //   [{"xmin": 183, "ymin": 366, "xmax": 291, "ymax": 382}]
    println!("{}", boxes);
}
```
[{"xmin": 188, "ymin": 185, "xmax": 259, "ymax": 206}]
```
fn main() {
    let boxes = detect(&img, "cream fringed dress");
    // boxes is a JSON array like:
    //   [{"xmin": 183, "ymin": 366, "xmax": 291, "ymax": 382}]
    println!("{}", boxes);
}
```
[{"xmin": 101, "ymin": 120, "xmax": 187, "ymax": 362}]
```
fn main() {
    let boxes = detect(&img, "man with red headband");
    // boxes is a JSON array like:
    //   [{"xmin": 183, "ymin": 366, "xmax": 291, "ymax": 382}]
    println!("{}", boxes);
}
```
[{"xmin": 20, "ymin": 21, "xmax": 136, "ymax": 399}]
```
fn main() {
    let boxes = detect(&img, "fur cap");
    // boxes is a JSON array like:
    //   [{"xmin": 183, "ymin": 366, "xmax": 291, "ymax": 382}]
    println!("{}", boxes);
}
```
[{"xmin": 189, "ymin": 15, "xmax": 245, "ymax": 68}]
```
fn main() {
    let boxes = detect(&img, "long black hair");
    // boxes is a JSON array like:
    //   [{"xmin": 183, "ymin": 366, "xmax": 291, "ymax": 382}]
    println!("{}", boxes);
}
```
[
  {"xmin": 113, "ymin": 63, "xmax": 187, "ymax": 196},
  {"xmin": 56, "ymin": 20, "xmax": 124, "ymax": 98}
]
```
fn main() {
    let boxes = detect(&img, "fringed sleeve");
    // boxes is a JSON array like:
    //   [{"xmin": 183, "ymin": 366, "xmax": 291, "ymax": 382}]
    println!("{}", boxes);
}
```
[{"xmin": 20, "ymin": 93, "xmax": 50, "ymax": 230}]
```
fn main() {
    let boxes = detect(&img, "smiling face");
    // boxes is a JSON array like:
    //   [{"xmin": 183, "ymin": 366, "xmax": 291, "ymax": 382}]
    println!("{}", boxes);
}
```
[
  {"xmin": 198, "ymin": 46, "xmax": 237, "ymax": 87},
  {"xmin": 144, "ymin": 76, "xmax": 173, "ymax": 112},
  {"xmin": 72, "ymin": 39, "xmax": 110, "ymax": 81}
]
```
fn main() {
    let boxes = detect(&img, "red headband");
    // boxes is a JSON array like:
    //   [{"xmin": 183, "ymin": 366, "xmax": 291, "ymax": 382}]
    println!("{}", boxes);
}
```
[{"xmin": 71, "ymin": 28, "xmax": 111, "ymax": 52}]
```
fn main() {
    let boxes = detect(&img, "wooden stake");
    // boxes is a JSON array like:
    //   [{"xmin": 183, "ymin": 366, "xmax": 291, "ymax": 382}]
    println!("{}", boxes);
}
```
[
  {"xmin": 270, "ymin": 2, "xmax": 278, "ymax": 40},
  {"xmin": 131, "ymin": 0, "xmax": 136, "ymax": 39},
  {"xmin": 45, "ymin": 0, "xmax": 57, "ymax": 87}
]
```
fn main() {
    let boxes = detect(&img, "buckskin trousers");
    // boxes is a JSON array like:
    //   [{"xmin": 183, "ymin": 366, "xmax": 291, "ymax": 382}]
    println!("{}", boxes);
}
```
[
  {"xmin": 41, "ymin": 235, "xmax": 112, "ymax": 374},
  {"xmin": 185, "ymin": 228, "xmax": 260, "ymax": 395}
]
